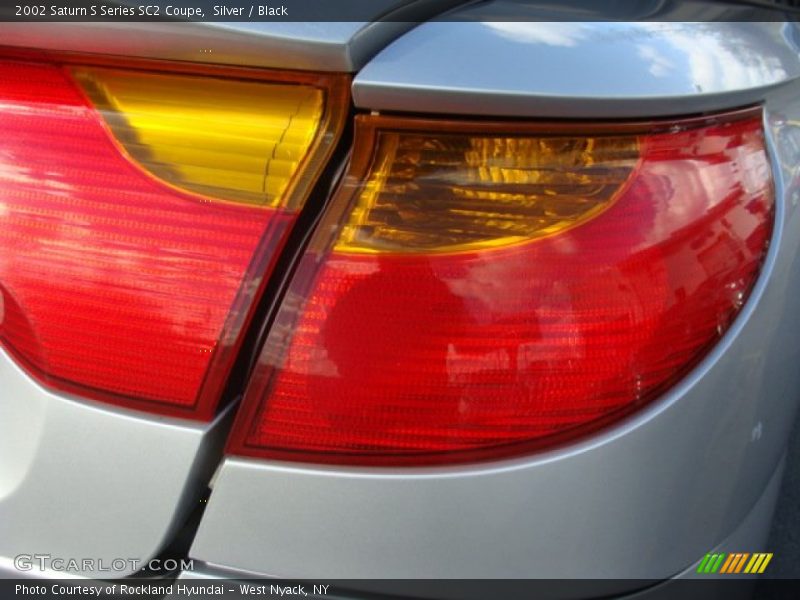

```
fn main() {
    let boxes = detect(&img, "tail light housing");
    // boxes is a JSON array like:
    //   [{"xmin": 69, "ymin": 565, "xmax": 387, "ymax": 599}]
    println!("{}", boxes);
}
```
[
  {"xmin": 229, "ymin": 109, "xmax": 773, "ymax": 465},
  {"xmin": 0, "ymin": 57, "xmax": 348, "ymax": 419}
]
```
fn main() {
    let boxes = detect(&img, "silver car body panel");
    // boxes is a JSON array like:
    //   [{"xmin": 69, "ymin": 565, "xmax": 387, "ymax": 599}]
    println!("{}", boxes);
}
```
[
  {"xmin": 0, "ymin": 20, "xmax": 406, "ymax": 72},
  {"xmin": 188, "ymin": 17, "xmax": 800, "ymax": 583},
  {"xmin": 183, "ymin": 452, "xmax": 784, "ymax": 593},
  {"xmin": 353, "ymin": 17, "xmax": 800, "ymax": 117},
  {"xmin": 0, "ymin": 1, "xmax": 471, "ymax": 72},
  {"xmin": 0, "ymin": 348, "xmax": 232, "ymax": 578}
]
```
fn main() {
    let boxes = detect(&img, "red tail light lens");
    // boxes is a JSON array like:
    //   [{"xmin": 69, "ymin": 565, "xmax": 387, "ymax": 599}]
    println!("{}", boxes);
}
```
[
  {"xmin": 229, "ymin": 111, "xmax": 773, "ymax": 465},
  {"xmin": 0, "ymin": 59, "xmax": 347, "ymax": 419}
]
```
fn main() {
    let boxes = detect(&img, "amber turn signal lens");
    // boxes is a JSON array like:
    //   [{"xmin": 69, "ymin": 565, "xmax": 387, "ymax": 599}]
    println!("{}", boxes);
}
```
[
  {"xmin": 337, "ymin": 124, "xmax": 640, "ymax": 254},
  {"xmin": 73, "ymin": 67, "xmax": 333, "ymax": 208}
]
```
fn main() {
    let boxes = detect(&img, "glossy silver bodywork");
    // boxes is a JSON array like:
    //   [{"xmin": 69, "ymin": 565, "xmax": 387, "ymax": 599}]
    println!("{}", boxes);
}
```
[
  {"xmin": 1, "ymin": 2, "xmax": 799, "ymax": 589},
  {"xmin": 0, "ymin": 21, "xmax": 402, "ymax": 71},
  {"xmin": 182, "ymin": 453, "xmax": 785, "ymax": 596},
  {"xmin": 354, "ymin": 19, "xmax": 800, "ymax": 117},
  {"xmin": 0, "ymin": 0, "xmax": 471, "ymax": 73},
  {"xmin": 0, "ymin": 348, "xmax": 232, "ymax": 578}
]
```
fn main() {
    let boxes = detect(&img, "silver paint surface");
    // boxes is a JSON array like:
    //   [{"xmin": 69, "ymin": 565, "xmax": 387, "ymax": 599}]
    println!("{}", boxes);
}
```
[
  {"xmin": 0, "ymin": 349, "xmax": 231, "ymax": 578},
  {"xmin": 354, "ymin": 17, "xmax": 800, "ymax": 117},
  {"xmin": 0, "ymin": 21, "xmax": 408, "ymax": 72}
]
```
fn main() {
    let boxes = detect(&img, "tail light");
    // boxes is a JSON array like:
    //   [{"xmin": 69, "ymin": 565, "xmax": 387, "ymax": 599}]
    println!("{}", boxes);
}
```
[
  {"xmin": 0, "ymin": 58, "xmax": 348, "ymax": 419},
  {"xmin": 228, "ymin": 110, "xmax": 773, "ymax": 465}
]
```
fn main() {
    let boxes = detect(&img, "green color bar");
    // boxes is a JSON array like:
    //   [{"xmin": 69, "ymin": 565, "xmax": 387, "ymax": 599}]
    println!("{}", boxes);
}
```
[
  {"xmin": 705, "ymin": 554, "xmax": 719, "ymax": 573},
  {"xmin": 710, "ymin": 553, "xmax": 726, "ymax": 573},
  {"xmin": 696, "ymin": 554, "xmax": 712, "ymax": 574}
]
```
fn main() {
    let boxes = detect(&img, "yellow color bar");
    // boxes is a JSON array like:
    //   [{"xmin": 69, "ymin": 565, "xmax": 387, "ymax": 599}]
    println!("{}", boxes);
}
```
[
  {"xmin": 742, "ymin": 553, "xmax": 775, "ymax": 574},
  {"xmin": 73, "ymin": 67, "xmax": 324, "ymax": 208},
  {"xmin": 758, "ymin": 553, "xmax": 773, "ymax": 573},
  {"xmin": 744, "ymin": 554, "xmax": 760, "ymax": 573}
]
